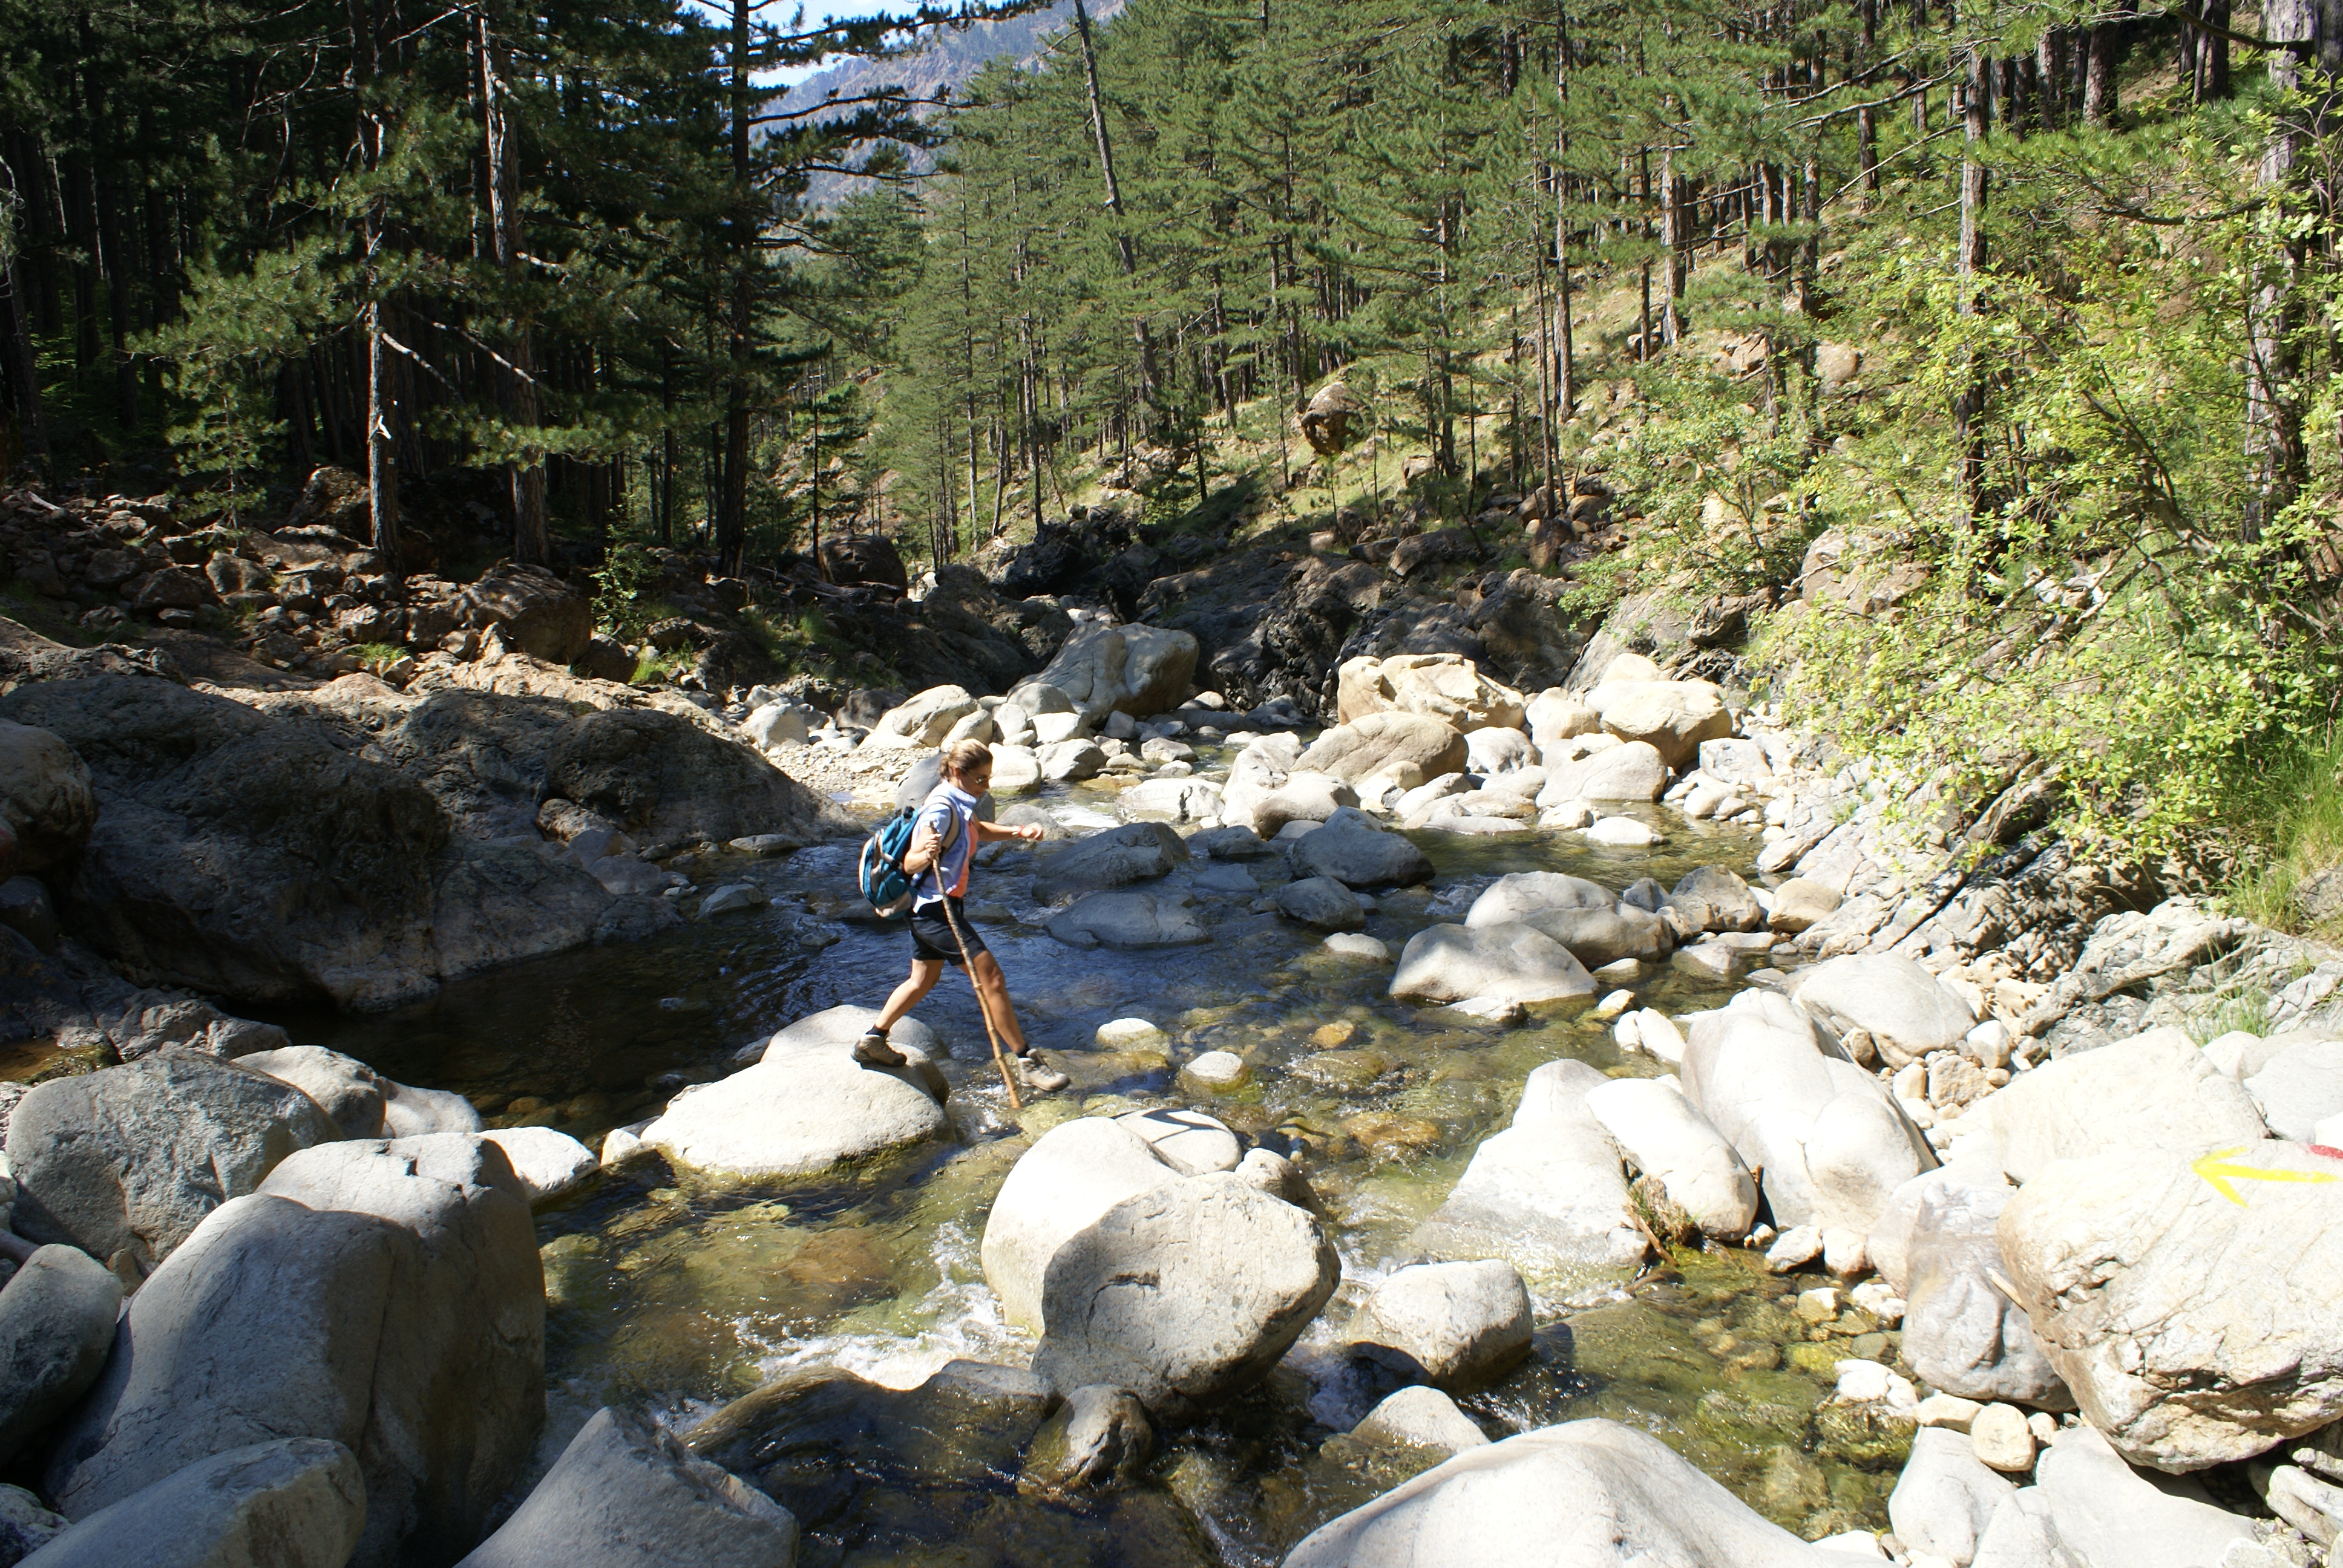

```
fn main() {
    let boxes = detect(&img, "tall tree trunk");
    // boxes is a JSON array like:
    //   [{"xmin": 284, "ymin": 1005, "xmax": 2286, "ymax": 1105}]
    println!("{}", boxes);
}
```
[
  {"xmin": 2196, "ymin": 0, "xmax": 2232, "ymax": 100},
  {"xmin": 2037, "ymin": 28, "xmax": 2065, "ymax": 127},
  {"xmin": 1955, "ymin": 48, "xmax": 1990, "ymax": 526},
  {"xmin": 1659, "ymin": 143, "xmax": 1688, "ymax": 344},
  {"xmin": 348, "ymin": 0, "xmax": 399, "ymax": 573},
  {"xmin": 1071, "ymin": 0, "xmax": 1160, "ymax": 419},
  {"xmin": 477, "ymin": 7, "xmax": 547, "ymax": 563},
  {"xmin": 1552, "ymin": 0, "xmax": 1576, "ymax": 425},
  {"xmin": 77, "ymin": 23, "xmax": 137, "ymax": 436},
  {"xmin": 718, "ymin": 0, "xmax": 754, "ymax": 576},
  {"xmin": 2246, "ymin": 0, "xmax": 2318, "ymax": 541},
  {"xmin": 0, "ymin": 140, "xmax": 50, "ymax": 466},
  {"xmin": 2083, "ymin": 4, "xmax": 2126, "ymax": 124}
]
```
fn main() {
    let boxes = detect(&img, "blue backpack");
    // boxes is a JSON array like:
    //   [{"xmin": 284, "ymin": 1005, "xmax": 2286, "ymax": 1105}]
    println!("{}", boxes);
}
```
[{"xmin": 857, "ymin": 799, "xmax": 963, "ymax": 918}]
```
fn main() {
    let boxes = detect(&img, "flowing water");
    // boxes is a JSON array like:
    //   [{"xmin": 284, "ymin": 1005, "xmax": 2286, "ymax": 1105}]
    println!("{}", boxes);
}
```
[{"xmin": 282, "ymin": 750, "xmax": 1907, "ymax": 1566}]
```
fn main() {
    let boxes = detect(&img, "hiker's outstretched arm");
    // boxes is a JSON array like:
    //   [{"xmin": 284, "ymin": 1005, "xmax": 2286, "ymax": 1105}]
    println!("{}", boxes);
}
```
[
  {"xmin": 973, "ymin": 820, "xmax": 1044, "ymax": 844},
  {"xmin": 902, "ymin": 822, "xmax": 945, "ymax": 872}
]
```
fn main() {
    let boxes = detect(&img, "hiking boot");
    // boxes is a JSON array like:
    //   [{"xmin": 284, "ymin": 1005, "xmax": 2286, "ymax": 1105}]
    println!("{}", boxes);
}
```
[
  {"xmin": 1016, "ymin": 1053, "xmax": 1070, "ymax": 1093},
  {"xmin": 853, "ymin": 1029, "xmax": 906, "ymax": 1068}
]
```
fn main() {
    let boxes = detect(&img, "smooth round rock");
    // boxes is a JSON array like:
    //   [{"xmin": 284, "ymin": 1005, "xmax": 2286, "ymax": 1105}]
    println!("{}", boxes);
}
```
[{"xmin": 1181, "ymin": 1051, "xmax": 1251, "ymax": 1091}]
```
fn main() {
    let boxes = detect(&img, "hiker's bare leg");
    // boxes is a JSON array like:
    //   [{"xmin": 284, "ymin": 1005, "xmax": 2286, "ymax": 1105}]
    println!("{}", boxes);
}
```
[
  {"xmin": 874, "ymin": 959, "xmax": 945, "ymax": 1034},
  {"xmin": 968, "ymin": 952, "xmax": 1029, "ymax": 1056}
]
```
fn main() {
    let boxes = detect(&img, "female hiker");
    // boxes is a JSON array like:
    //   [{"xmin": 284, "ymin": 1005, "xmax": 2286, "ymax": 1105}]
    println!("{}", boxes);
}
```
[{"xmin": 856, "ymin": 739, "xmax": 1070, "ymax": 1093}]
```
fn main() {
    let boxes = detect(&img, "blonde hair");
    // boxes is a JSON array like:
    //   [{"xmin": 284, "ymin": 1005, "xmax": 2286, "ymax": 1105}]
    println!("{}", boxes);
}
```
[{"xmin": 941, "ymin": 739, "xmax": 993, "ymax": 779}]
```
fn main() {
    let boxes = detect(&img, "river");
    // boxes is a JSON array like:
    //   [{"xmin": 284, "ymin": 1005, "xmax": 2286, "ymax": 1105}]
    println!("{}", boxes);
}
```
[{"xmin": 283, "ymin": 745, "xmax": 1904, "ymax": 1566}]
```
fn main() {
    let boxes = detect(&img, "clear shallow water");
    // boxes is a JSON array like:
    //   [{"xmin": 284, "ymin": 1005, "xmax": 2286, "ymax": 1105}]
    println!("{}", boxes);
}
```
[{"xmin": 285, "ymin": 768, "xmax": 1905, "ymax": 1564}]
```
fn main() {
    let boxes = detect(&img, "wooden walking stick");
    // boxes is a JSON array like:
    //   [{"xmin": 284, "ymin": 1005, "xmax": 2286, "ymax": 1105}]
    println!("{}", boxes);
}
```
[{"xmin": 939, "ymin": 895, "xmax": 1022, "ymax": 1109}]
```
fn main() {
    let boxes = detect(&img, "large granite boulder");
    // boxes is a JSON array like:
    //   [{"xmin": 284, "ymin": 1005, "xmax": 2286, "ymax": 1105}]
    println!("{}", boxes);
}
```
[
  {"xmin": 1584, "ymin": 678, "xmax": 1732, "ymax": 769},
  {"xmin": 1288, "ymin": 811, "xmax": 1434, "ymax": 889},
  {"xmin": 24, "ymin": 1438, "xmax": 365, "ymax": 1568},
  {"xmin": 859, "ymin": 685, "xmax": 980, "ymax": 751},
  {"xmin": 1898, "ymin": 1179, "xmax": 2070, "ymax": 1408},
  {"xmin": 48, "ymin": 1134, "xmax": 545, "ymax": 1567},
  {"xmin": 2025, "ymin": 1423, "xmax": 2259, "ymax": 1566},
  {"xmin": 1464, "ymin": 873, "xmax": 1669, "ymax": 967},
  {"xmin": 2246, "ymin": 1039, "xmax": 2343, "ymax": 1142},
  {"xmin": 0, "ymin": 677, "xmax": 456, "ymax": 1008},
  {"xmin": 1662, "ymin": 866, "xmax": 1764, "ymax": 935},
  {"xmin": 1999, "ymin": 1142, "xmax": 2343, "ymax": 1470},
  {"xmin": 236, "ymin": 1044, "xmax": 390, "ymax": 1139},
  {"xmin": 0, "ymin": 1246, "xmax": 122, "ymax": 1465},
  {"xmin": 1295, "ymin": 713, "xmax": 1469, "ymax": 786},
  {"xmin": 1343, "ymin": 1260, "xmax": 1533, "ymax": 1391},
  {"xmin": 1887, "ymin": 1426, "xmax": 2014, "ymax": 1566},
  {"xmin": 544, "ymin": 706, "xmax": 841, "ymax": 852},
  {"xmin": 1789, "ymin": 955, "xmax": 1977, "ymax": 1070},
  {"xmin": 0, "ymin": 719, "xmax": 96, "ymax": 872},
  {"xmin": 685, "ymin": 1360, "xmax": 1055, "ymax": 1536},
  {"xmin": 1539, "ymin": 740, "xmax": 1670, "ymax": 802},
  {"xmin": 1409, "ymin": 1061, "xmax": 1646, "ymax": 1293},
  {"xmin": 464, "ymin": 561, "xmax": 595, "ymax": 665},
  {"xmin": 5, "ymin": 1051, "xmax": 341, "ymax": 1274},
  {"xmin": 1390, "ymin": 923, "xmax": 1596, "ymax": 1007},
  {"xmin": 1283, "ymin": 1419, "xmax": 1876, "ymax": 1567},
  {"xmin": 1334, "ymin": 654, "xmax": 1525, "ymax": 733},
  {"xmin": 1679, "ymin": 991, "xmax": 1934, "ymax": 1241},
  {"xmin": 454, "ymin": 1406, "xmax": 799, "ymax": 1568},
  {"xmin": 1044, "ymin": 889, "xmax": 1208, "ymax": 949},
  {"xmin": 1036, "ymin": 624, "xmax": 1198, "ymax": 720},
  {"xmin": 1584, "ymin": 1078, "xmax": 1757, "ymax": 1241},
  {"xmin": 640, "ymin": 1021, "xmax": 949, "ymax": 1180},
  {"xmin": 1989, "ymin": 1027, "xmax": 2271, "ymax": 1183},
  {"xmin": 980, "ymin": 1116, "xmax": 1187, "ymax": 1331},
  {"xmin": 1030, "ymin": 822, "xmax": 1187, "ymax": 903},
  {"xmin": 1033, "ymin": 1171, "xmax": 1340, "ymax": 1419}
]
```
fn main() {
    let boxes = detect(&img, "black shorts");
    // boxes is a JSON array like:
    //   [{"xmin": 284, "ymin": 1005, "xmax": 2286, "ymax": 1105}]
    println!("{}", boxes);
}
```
[{"xmin": 909, "ymin": 898, "xmax": 988, "ymax": 968}]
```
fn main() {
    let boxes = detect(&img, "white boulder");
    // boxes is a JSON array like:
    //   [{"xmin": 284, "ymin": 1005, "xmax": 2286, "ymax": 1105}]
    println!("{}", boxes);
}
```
[
  {"xmin": 1408, "ymin": 1060, "xmax": 1646, "ymax": 1293},
  {"xmin": 1584, "ymin": 1078, "xmax": 1757, "ymax": 1240},
  {"xmin": 1034, "ymin": 1171, "xmax": 1340, "ymax": 1419},
  {"xmin": 1284, "ymin": 1418, "xmax": 1881, "ymax": 1567},
  {"xmin": 1789, "ymin": 956, "xmax": 1978, "ymax": 1069},
  {"xmin": 1989, "ymin": 1027, "xmax": 2270, "ymax": 1184},
  {"xmin": 1390, "ymin": 923, "xmax": 1596, "ymax": 1007},
  {"xmin": 1343, "ymin": 1260, "xmax": 1533, "ymax": 1391},
  {"xmin": 980, "ymin": 1116, "xmax": 1184, "ymax": 1331},
  {"xmin": 1998, "ymin": 1141, "xmax": 2343, "ymax": 1470}
]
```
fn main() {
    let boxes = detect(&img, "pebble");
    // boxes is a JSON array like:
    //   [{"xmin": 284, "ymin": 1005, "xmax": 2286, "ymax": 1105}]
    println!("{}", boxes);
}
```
[
  {"xmin": 1913, "ymin": 1393, "xmax": 1984, "ymax": 1431},
  {"xmin": 2027, "ymin": 1412, "xmax": 2059, "ymax": 1443},
  {"xmin": 1181, "ymin": 1050, "xmax": 1250, "ymax": 1091},
  {"xmin": 1850, "ymin": 1281, "xmax": 1906, "ymax": 1324},
  {"xmin": 1273, "ymin": 820, "xmax": 1322, "ymax": 840},
  {"xmin": 1970, "ymin": 1403, "xmax": 2036, "ymax": 1472},
  {"xmin": 1673, "ymin": 942, "xmax": 1738, "ymax": 980},
  {"xmin": 1322, "ymin": 933, "xmax": 1391, "ymax": 961},
  {"xmin": 1766, "ymin": 1224, "xmax": 1824, "ymax": 1272},
  {"xmin": 1096, "ymin": 1018, "xmax": 1168, "ymax": 1049},
  {"xmin": 1833, "ymin": 1359, "xmax": 1918, "ymax": 1414},
  {"xmin": 1593, "ymin": 989, "xmax": 1636, "ymax": 1021},
  {"xmin": 1593, "ymin": 957, "xmax": 1645, "ymax": 981},
  {"xmin": 1795, "ymin": 1287, "xmax": 1840, "ymax": 1322}
]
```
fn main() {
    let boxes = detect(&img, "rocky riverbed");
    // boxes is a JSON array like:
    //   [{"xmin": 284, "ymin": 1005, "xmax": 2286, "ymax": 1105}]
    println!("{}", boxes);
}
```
[{"xmin": 0, "ymin": 584, "xmax": 2336, "ymax": 1568}]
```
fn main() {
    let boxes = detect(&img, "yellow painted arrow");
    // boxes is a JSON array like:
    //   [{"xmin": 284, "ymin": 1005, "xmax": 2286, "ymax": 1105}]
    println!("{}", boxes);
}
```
[{"xmin": 2193, "ymin": 1146, "xmax": 2340, "ymax": 1206}]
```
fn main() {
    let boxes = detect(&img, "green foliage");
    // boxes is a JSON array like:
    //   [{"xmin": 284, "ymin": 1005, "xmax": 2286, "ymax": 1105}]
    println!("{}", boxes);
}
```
[
  {"xmin": 592, "ymin": 541, "xmax": 663, "ymax": 638},
  {"xmin": 2228, "ymin": 733, "xmax": 2343, "ymax": 938}
]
